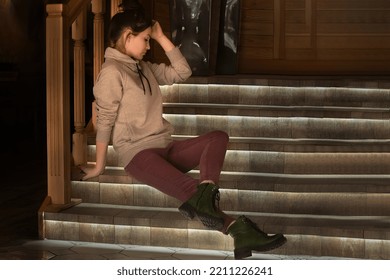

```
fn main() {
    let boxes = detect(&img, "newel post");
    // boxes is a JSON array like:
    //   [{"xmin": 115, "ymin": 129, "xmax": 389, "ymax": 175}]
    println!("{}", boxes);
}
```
[
  {"xmin": 46, "ymin": 4, "xmax": 71, "ymax": 205},
  {"xmin": 72, "ymin": 5, "xmax": 88, "ymax": 166}
]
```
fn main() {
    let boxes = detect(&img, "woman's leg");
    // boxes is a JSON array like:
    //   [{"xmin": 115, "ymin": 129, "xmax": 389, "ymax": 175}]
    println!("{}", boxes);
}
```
[
  {"xmin": 125, "ymin": 131, "xmax": 286, "ymax": 256},
  {"xmin": 166, "ymin": 130, "xmax": 229, "ymax": 184},
  {"xmin": 125, "ymin": 130, "xmax": 232, "ymax": 230},
  {"xmin": 125, "ymin": 147, "xmax": 198, "ymax": 202},
  {"xmin": 166, "ymin": 131, "xmax": 235, "ymax": 230},
  {"xmin": 125, "ymin": 130, "xmax": 229, "ymax": 201}
]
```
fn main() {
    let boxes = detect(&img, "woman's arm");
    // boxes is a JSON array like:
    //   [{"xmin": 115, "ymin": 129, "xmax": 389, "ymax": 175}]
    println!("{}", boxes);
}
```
[
  {"xmin": 81, "ymin": 63, "xmax": 123, "ymax": 180},
  {"xmin": 151, "ymin": 21, "xmax": 175, "ymax": 52},
  {"xmin": 81, "ymin": 141, "xmax": 108, "ymax": 180},
  {"xmin": 148, "ymin": 21, "xmax": 192, "ymax": 84}
]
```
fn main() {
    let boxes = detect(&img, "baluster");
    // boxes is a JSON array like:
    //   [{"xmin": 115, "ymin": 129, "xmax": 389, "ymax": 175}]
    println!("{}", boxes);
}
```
[
  {"xmin": 92, "ymin": 0, "xmax": 106, "ymax": 83},
  {"xmin": 91, "ymin": 0, "xmax": 106, "ymax": 131},
  {"xmin": 111, "ymin": 0, "xmax": 122, "ymax": 17},
  {"xmin": 72, "ymin": 6, "xmax": 87, "ymax": 166}
]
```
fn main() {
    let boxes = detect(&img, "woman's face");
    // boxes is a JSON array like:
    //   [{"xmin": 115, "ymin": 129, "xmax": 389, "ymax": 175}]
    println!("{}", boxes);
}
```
[{"xmin": 124, "ymin": 27, "xmax": 152, "ymax": 60}]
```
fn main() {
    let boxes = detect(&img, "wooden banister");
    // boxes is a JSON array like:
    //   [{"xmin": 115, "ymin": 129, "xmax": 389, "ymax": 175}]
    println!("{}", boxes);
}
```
[
  {"xmin": 45, "ymin": 0, "xmax": 123, "ymax": 209},
  {"xmin": 45, "ymin": 0, "xmax": 93, "ymax": 206},
  {"xmin": 67, "ymin": 0, "xmax": 91, "ymax": 24}
]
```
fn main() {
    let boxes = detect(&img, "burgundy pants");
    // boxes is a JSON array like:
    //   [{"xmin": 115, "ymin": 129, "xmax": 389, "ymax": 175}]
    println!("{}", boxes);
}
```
[{"xmin": 125, "ymin": 130, "xmax": 229, "ymax": 202}]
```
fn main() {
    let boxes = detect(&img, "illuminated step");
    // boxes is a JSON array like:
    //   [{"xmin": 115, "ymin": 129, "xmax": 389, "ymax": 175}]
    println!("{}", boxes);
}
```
[
  {"xmin": 42, "ymin": 203, "xmax": 390, "ymax": 259},
  {"xmin": 86, "ymin": 148, "xmax": 390, "ymax": 174},
  {"xmin": 164, "ymin": 115, "xmax": 390, "ymax": 139},
  {"xmin": 71, "ymin": 179, "xmax": 390, "ymax": 216},
  {"xmin": 161, "ymin": 85, "xmax": 390, "ymax": 109}
]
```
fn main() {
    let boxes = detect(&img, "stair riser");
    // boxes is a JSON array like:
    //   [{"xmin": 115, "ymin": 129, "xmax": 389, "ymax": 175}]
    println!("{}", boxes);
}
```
[
  {"xmin": 43, "ymin": 221, "xmax": 390, "ymax": 259},
  {"xmin": 71, "ymin": 182, "xmax": 390, "ymax": 216},
  {"xmin": 224, "ymin": 151, "xmax": 390, "ymax": 174},
  {"xmin": 164, "ymin": 115, "xmax": 390, "ymax": 139},
  {"xmin": 163, "ymin": 107, "xmax": 390, "ymax": 120},
  {"xmin": 227, "ymin": 143, "xmax": 390, "ymax": 153},
  {"xmin": 73, "ymin": 177, "xmax": 390, "ymax": 201},
  {"xmin": 88, "ymin": 141, "xmax": 390, "ymax": 154},
  {"xmin": 161, "ymin": 85, "xmax": 390, "ymax": 109},
  {"xmin": 88, "ymin": 148, "xmax": 390, "ymax": 174}
]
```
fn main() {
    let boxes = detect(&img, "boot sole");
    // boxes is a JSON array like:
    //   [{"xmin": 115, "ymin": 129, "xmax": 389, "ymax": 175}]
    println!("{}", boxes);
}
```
[
  {"xmin": 234, "ymin": 235, "xmax": 287, "ymax": 260},
  {"xmin": 179, "ymin": 203, "xmax": 224, "ymax": 231}
]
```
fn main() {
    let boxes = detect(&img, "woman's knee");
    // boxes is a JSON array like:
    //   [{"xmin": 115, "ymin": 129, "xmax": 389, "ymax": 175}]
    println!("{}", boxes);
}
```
[{"xmin": 210, "ymin": 130, "xmax": 229, "ymax": 144}]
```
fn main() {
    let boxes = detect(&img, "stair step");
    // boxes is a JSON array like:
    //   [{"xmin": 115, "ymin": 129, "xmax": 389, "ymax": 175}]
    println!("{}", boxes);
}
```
[
  {"xmin": 75, "ymin": 168, "xmax": 390, "ymax": 205},
  {"xmin": 163, "ymin": 103, "xmax": 390, "ymax": 119},
  {"xmin": 164, "ymin": 115, "xmax": 390, "ymax": 139},
  {"xmin": 224, "ymin": 151, "xmax": 390, "ymax": 174},
  {"xmin": 60, "ymin": 80, "xmax": 390, "ymax": 259},
  {"xmin": 193, "ymin": 135, "xmax": 390, "ymax": 152},
  {"xmin": 86, "ymin": 148, "xmax": 390, "ymax": 174},
  {"xmin": 71, "ymin": 175, "xmax": 390, "ymax": 216},
  {"xmin": 161, "ymin": 85, "xmax": 390, "ymax": 108},
  {"xmin": 87, "ymin": 135, "xmax": 390, "ymax": 153},
  {"xmin": 42, "ymin": 203, "xmax": 390, "ymax": 259}
]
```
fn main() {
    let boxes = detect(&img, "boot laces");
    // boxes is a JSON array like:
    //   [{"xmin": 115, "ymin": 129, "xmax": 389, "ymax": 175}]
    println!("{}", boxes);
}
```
[{"xmin": 211, "ymin": 187, "xmax": 220, "ymax": 210}]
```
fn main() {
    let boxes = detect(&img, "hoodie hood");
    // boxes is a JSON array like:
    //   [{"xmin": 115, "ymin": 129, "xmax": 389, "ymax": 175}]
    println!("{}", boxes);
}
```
[
  {"xmin": 104, "ymin": 47, "xmax": 152, "ymax": 95},
  {"xmin": 104, "ymin": 47, "xmax": 138, "ymax": 70}
]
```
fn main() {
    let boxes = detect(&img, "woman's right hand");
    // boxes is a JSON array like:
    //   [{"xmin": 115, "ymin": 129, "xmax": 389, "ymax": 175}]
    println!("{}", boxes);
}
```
[
  {"xmin": 151, "ymin": 20, "xmax": 164, "ymax": 41},
  {"xmin": 151, "ymin": 20, "xmax": 175, "ymax": 52},
  {"xmin": 79, "ymin": 164, "xmax": 105, "ymax": 181},
  {"xmin": 80, "ymin": 141, "xmax": 109, "ymax": 180}
]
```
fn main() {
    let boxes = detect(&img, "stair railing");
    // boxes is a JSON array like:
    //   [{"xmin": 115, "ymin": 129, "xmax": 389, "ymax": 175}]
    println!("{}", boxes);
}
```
[{"xmin": 45, "ymin": 0, "xmax": 114, "ymax": 207}]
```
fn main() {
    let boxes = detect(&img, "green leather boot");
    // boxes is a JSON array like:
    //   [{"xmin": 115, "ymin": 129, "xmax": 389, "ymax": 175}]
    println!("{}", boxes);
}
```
[
  {"xmin": 228, "ymin": 215, "xmax": 287, "ymax": 259},
  {"xmin": 178, "ymin": 183, "xmax": 224, "ymax": 230}
]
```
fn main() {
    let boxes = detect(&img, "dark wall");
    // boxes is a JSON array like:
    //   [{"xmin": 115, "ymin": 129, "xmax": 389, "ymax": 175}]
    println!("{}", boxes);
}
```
[
  {"xmin": 0, "ymin": 0, "xmax": 47, "ymax": 240},
  {"xmin": 0, "ymin": 0, "xmax": 46, "ymax": 159}
]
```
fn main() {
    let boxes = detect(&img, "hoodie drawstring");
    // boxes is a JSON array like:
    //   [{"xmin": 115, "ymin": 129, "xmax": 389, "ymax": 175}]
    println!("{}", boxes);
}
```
[{"xmin": 136, "ymin": 63, "xmax": 152, "ymax": 95}]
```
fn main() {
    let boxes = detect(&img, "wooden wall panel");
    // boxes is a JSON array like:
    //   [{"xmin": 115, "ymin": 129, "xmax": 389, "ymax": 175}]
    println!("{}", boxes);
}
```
[
  {"xmin": 146, "ymin": 0, "xmax": 170, "ymax": 63},
  {"xmin": 147, "ymin": 0, "xmax": 390, "ymax": 75},
  {"xmin": 317, "ymin": 0, "xmax": 390, "ymax": 10},
  {"xmin": 240, "ymin": 0, "xmax": 275, "ymax": 62},
  {"xmin": 238, "ymin": 0, "xmax": 390, "ymax": 75}
]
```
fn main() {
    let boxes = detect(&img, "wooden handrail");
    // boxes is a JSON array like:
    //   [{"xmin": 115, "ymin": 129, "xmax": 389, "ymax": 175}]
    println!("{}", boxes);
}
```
[{"xmin": 67, "ymin": 0, "xmax": 91, "ymax": 24}]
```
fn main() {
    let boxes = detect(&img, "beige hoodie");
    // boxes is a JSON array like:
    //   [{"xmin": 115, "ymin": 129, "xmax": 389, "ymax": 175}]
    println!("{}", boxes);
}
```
[{"xmin": 94, "ymin": 47, "xmax": 192, "ymax": 167}]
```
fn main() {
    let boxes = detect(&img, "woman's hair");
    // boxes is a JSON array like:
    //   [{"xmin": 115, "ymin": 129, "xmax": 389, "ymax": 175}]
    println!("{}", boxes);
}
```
[
  {"xmin": 108, "ymin": 0, "xmax": 152, "ymax": 48},
  {"xmin": 119, "ymin": 0, "xmax": 144, "ymax": 11}
]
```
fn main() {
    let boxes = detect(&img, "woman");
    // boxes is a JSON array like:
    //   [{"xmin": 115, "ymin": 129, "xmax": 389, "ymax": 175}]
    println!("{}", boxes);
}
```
[{"xmin": 81, "ymin": 1, "xmax": 286, "ymax": 259}]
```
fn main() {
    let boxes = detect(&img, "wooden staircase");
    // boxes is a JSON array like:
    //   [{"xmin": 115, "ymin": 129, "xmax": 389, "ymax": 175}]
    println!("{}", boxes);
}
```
[{"xmin": 42, "ymin": 77, "xmax": 390, "ymax": 259}]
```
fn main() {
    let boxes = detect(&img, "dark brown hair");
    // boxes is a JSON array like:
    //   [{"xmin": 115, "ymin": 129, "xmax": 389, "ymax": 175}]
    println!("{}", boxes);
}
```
[{"xmin": 108, "ymin": 0, "xmax": 152, "ymax": 48}]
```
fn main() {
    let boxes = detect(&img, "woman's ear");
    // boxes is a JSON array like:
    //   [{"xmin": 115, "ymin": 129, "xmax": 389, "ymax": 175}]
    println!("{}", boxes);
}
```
[
  {"xmin": 123, "ymin": 29, "xmax": 133, "ymax": 41},
  {"xmin": 115, "ymin": 28, "xmax": 133, "ymax": 53}
]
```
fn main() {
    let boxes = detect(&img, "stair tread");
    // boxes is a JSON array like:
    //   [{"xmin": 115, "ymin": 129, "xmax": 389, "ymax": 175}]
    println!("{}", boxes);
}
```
[
  {"xmin": 87, "ymin": 134, "xmax": 390, "ymax": 144},
  {"xmin": 74, "ymin": 166, "xmax": 390, "ymax": 179},
  {"xmin": 72, "ymin": 167, "xmax": 390, "ymax": 186}
]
